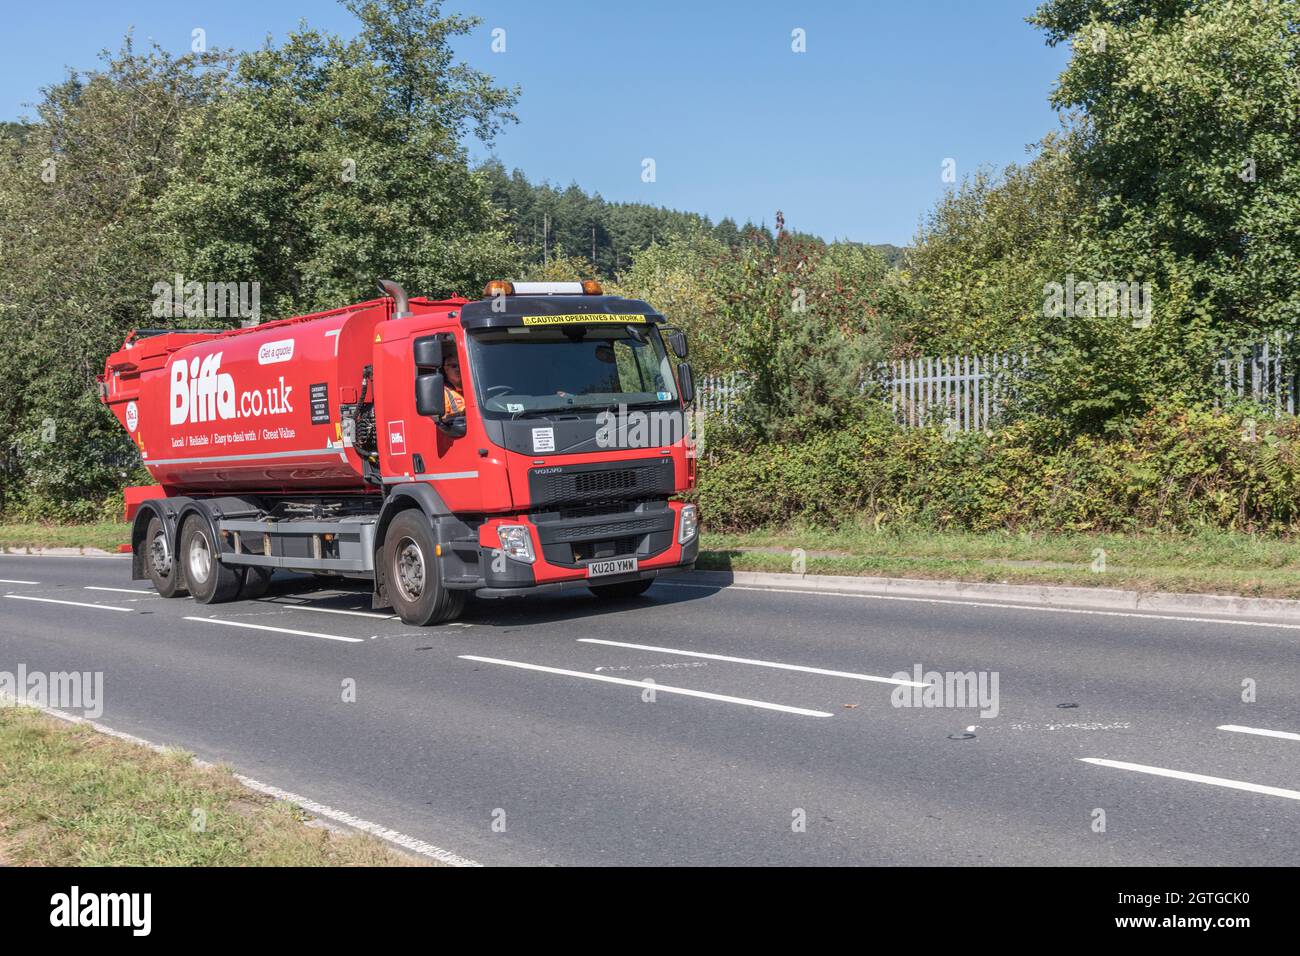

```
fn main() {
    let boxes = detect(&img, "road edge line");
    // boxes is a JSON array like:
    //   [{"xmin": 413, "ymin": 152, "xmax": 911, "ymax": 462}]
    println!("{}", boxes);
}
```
[
  {"xmin": 0, "ymin": 695, "xmax": 482, "ymax": 867},
  {"xmin": 676, "ymin": 569, "xmax": 1300, "ymax": 624}
]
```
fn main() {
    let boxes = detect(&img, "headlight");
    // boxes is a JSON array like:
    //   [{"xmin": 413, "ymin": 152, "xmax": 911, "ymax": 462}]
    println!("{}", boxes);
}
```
[
  {"xmin": 496, "ymin": 524, "xmax": 535, "ymax": 563},
  {"xmin": 678, "ymin": 504, "xmax": 698, "ymax": 544}
]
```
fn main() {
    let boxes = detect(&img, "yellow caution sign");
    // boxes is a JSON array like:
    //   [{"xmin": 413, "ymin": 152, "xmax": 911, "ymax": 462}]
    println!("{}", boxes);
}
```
[{"xmin": 520, "ymin": 314, "xmax": 648, "ymax": 326}]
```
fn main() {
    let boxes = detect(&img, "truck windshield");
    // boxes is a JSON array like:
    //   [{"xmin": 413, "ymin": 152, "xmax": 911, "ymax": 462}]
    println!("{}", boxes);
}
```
[{"xmin": 467, "ymin": 324, "xmax": 678, "ymax": 417}]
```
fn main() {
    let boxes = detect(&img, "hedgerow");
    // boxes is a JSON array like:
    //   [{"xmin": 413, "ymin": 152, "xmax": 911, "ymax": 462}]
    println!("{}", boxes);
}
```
[{"xmin": 697, "ymin": 403, "xmax": 1300, "ymax": 535}]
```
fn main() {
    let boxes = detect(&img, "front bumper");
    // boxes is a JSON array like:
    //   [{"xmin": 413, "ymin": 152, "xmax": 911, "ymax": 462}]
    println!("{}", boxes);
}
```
[
  {"xmin": 470, "ymin": 500, "xmax": 698, "ymax": 595},
  {"xmin": 474, "ymin": 561, "xmax": 696, "ymax": 599}
]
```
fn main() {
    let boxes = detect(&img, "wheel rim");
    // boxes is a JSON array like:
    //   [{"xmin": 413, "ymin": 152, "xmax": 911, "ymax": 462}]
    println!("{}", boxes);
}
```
[
  {"xmin": 394, "ymin": 537, "xmax": 426, "ymax": 602},
  {"xmin": 150, "ymin": 531, "xmax": 172, "ymax": 577},
  {"xmin": 188, "ymin": 533, "xmax": 211, "ymax": 584}
]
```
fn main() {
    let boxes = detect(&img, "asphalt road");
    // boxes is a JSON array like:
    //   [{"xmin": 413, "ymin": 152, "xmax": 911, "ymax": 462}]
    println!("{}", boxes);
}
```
[{"xmin": 2, "ymin": 553, "xmax": 1298, "ymax": 866}]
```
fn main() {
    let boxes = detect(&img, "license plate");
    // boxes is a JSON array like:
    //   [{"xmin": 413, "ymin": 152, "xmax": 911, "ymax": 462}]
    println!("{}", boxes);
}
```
[{"xmin": 586, "ymin": 557, "xmax": 638, "ymax": 578}]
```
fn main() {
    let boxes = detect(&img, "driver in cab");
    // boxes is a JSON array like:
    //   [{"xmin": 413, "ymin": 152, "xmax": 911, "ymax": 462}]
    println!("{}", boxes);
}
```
[{"xmin": 443, "ymin": 352, "xmax": 466, "ymax": 416}]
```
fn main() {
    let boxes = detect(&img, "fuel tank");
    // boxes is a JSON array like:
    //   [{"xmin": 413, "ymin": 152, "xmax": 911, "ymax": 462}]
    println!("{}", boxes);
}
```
[{"xmin": 100, "ymin": 299, "xmax": 391, "ymax": 495}]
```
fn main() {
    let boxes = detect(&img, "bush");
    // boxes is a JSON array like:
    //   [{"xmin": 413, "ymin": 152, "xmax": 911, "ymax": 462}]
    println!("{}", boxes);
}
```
[{"xmin": 697, "ymin": 402, "xmax": 1300, "ymax": 535}]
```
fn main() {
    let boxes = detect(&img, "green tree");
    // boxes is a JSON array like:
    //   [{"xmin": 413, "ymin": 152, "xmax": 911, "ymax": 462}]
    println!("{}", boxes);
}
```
[
  {"xmin": 478, "ymin": 160, "xmax": 740, "ymax": 276},
  {"xmin": 1023, "ymin": 0, "xmax": 1300, "ymax": 428},
  {"xmin": 901, "ymin": 135, "xmax": 1086, "ymax": 353},
  {"xmin": 618, "ymin": 231, "xmax": 894, "ymax": 443},
  {"xmin": 0, "ymin": 38, "xmax": 230, "ymax": 517},
  {"xmin": 159, "ymin": 0, "xmax": 521, "ymax": 318}
]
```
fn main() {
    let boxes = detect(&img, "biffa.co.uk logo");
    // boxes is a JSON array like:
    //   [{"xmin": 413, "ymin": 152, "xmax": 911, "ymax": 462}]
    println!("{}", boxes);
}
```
[{"xmin": 169, "ymin": 353, "xmax": 294, "ymax": 426}]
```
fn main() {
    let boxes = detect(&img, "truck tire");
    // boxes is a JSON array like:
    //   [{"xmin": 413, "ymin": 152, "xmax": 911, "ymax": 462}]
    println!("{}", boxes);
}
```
[
  {"xmin": 588, "ymin": 578, "xmax": 654, "ymax": 600},
  {"xmin": 144, "ymin": 515, "xmax": 186, "ymax": 598},
  {"xmin": 181, "ymin": 515, "xmax": 242, "ymax": 605},
  {"xmin": 238, "ymin": 567, "xmax": 274, "ymax": 600},
  {"xmin": 384, "ymin": 510, "xmax": 464, "ymax": 626}
]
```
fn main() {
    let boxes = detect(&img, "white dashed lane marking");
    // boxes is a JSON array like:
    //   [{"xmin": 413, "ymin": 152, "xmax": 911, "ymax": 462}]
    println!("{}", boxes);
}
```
[
  {"xmin": 459, "ymin": 654, "xmax": 834, "ymax": 717},
  {"xmin": 184, "ymin": 616, "xmax": 364, "ymax": 644},
  {"xmin": 1079, "ymin": 757, "xmax": 1300, "ymax": 801},
  {"xmin": 5, "ymin": 594, "xmax": 132, "ymax": 612},
  {"xmin": 577, "ymin": 637, "xmax": 928, "ymax": 686},
  {"xmin": 260, "ymin": 601, "xmax": 397, "ymax": 620},
  {"xmin": 1218, "ymin": 724, "xmax": 1300, "ymax": 743}
]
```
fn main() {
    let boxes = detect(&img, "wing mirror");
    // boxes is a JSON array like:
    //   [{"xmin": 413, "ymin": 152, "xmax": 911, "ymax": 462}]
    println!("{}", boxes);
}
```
[
  {"xmin": 664, "ymin": 327, "xmax": 688, "ymax": 359},
  {"xmin": 415, "ymin": 370, "xmax": 466, "ymax": 437},
  {"xmin": 676, "ymin": 361, "xmax": 695, "ymax": 405},
  {"xmin": 413, "ymin": 336, "xmax": 445, "ymax": 370},
  {"xmin": 415, "ymin": 372, "xmax": 444, "ymax": 417}
]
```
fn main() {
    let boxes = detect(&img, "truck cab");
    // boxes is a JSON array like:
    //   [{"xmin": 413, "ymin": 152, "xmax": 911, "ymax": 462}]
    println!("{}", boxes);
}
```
[{"xmin": 364, "ymin": 280, "xmax": 700, "ymax": 622}]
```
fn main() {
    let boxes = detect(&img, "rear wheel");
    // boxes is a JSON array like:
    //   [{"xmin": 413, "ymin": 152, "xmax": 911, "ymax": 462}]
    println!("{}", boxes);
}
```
[
  {"xmin": 143, "ymin": 515, "xmax": 185, "ymax": 598},
  {"xmin": 588, "ymin": 577, "xmax": 654, "ymax": 600},
  {"xmin": 181, "ymin": 515, "xmax": 242, "ymax": 605},
  {"xmin": 383, "ymin": 511, "xmax": 464, "ymax": 626}
]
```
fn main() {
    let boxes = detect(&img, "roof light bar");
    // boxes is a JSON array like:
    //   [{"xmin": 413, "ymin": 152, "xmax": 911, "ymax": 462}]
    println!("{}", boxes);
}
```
[{"xmin": 481, "ymin": 280, "xmax": 604, "ymax": 298}]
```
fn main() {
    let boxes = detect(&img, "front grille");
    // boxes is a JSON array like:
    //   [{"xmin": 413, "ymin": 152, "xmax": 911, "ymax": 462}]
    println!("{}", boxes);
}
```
[
  {"xmin": 529, "ymin": 458, "xmax": 675, "ymax": 507},
  {"xmin": 575, "ymin": 469, "xmax": 636, "ymax": 495},
  {"xmin": 571, "ymin": 537, "xmax": 639, "ymax": 561},
  {"xmin": 549, "ymin": 517, "xmax": 662, "ymax": 542}
]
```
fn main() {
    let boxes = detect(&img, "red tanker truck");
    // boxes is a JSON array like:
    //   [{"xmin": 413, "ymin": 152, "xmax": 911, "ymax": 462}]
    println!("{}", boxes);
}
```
[{"xmin": 98, "ymin": 279, "xmax": 699, "ymax": 624}]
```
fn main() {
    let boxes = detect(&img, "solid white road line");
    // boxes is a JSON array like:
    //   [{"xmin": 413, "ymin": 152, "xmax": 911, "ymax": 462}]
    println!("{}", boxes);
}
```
[
  {"xmin": 5, "ymin": 594, "xmax": 132, "ymax": 612},
  {"xmin": 1218, "ymin": 724, "xmax": 1300, "ymax": 742},
  {"xmin": 660, "ymin": 581, "xmax": 1300, "ymax": 631},
  {"xmin": 232, "ymin": 774, "xmax": 480, "ymax": 866},
  {"xmin": 459, "ymin": 654, "xmax": 833, "ymax": 717},
  {"xmin": 262, "ymin": 601, "xmax": 397, "ymax": 620},
  {"xmin": 0, "ymin": 579, "xmax": 39, "ymax": 585},
  {"xmin": 184, "ymin": 616, "xmax": 364, "ymax": 644},
  {"xmin": 1079, "ymin": 757, "xmax": 1300, "ymax": 801},
  {"xmin": 577, "ymin": 637, "xmax": 928, "ymax": 686},
  {"xmin": 85, "ymin": 586, "xmax": 154, "ymax": 594}
]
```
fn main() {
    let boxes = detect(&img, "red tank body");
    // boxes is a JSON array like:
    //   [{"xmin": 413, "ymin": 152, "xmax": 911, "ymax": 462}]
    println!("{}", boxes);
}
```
[{"xmin": 100, "ymin": 297, "xmax": 463, "ymax": 495}]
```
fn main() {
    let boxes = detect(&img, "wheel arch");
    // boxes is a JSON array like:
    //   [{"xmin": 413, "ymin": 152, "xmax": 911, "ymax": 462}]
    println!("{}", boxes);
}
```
[
  {"xmin": 132, "ymin": 495, "xmax": 262, "ymax": 581},
  {"xmin": 130, "ymin": 496, "xmax": 195, "ymax": 581},
  {"xmin": 372, "ymin": 483, "xmax": 451, "ymax": 607}
]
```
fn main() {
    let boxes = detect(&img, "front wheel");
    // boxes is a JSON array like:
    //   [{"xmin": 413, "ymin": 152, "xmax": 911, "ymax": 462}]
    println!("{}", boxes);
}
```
[
  {"xmin": 383, "ymin": 511, "xmax": 464, "ymax": 626},
  {"xmin": 588, "ymin": 577, "xmax": 654, "ymax": 600}
]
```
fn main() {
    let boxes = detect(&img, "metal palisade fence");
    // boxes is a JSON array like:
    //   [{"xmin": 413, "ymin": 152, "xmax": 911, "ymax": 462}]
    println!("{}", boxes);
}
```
[
  {"xmin": 694, "ymin": 355, "xmax": 1026, "ymax": 431},
  {"xmin": 695, "ymin": 371, "xmax": 746, "ymax": 421},
  {"xmin": 881, "ymin": 352, "xmax": 1027, "ymax": 432},
  {"xmin": 1216, "ymin": 332, "xmax": 1298, "ymax": 415},
  {"xmin": 695, "ymin": 334, "xmax": 1297, "ymax": 431}
]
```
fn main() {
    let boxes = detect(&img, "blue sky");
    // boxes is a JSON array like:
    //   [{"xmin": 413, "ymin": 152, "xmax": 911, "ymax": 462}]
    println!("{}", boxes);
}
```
[{"xmin": 0, "ymin": 1, "xmax": 1070, "ymax": 246}]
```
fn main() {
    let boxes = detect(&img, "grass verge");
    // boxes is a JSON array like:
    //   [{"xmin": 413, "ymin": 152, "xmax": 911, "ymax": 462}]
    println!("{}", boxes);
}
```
[
  {"xmin": 0, "ymin": 521, "xmax": 130, "ymax": 553},
  {"xmin": 700, "ymin": 526, "xmax": 1300, "ymax": 599},
  {"xmin": 3, "ymin": 520, "xmax": 1298, "ymax": 600},
  {"xmin": 0, "ymin": 706, "xmax": 425, "ymax": 866}
]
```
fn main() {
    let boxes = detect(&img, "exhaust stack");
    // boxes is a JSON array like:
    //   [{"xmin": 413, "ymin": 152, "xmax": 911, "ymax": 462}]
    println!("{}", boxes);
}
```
[{"xmin": 377, "ymin": 279, "xmax": 411, "ymax": 318}]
